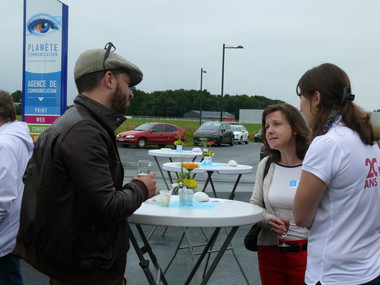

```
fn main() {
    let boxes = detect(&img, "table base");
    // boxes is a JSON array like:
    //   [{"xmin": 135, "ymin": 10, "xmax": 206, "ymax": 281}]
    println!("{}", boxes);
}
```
[{"xmin": 129, "ymin": 224, "xmax": 242, "ymax": 285}]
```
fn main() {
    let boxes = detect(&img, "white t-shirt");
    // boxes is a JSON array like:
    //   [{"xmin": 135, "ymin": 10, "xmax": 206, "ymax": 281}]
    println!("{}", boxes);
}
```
[
  {"xmin": 303, "ymin": 123, "xmax": 380, "ymax": 285},
  {"xmin": 268, "ymin": 163, "xmax": 308, "ymax": 240}
]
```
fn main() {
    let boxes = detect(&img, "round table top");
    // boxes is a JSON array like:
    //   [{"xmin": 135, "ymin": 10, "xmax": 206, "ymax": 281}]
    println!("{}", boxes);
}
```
[
  {"xmin": 128, "ymin": 196, "xmax": 263, "ymax": 228},
  {"xmin": 148, "ymin": 149, "xmax": 203, "ymax": 158},
  {"xmin": 162, "ymin": 161, "xmax": 253, "ymax": 175}
]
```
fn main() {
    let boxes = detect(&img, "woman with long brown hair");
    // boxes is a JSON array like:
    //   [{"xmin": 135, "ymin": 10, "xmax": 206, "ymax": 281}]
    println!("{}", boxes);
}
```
[
  {"xmin": 251, "ymin": 103, "xmax": 310, "ymax": 285},
  {"xmin": 293, "ymin": 63, "xmax": 380, "ymax": 285}
]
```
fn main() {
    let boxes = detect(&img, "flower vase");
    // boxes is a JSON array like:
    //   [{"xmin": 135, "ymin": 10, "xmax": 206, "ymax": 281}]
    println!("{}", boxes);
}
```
[
  {"xmin": 176, "ymin": 144, "xmax": 183, "ymax": 151},
  {"xmin": 204, "ymin": 156, "xmax": 212, "ymax": 165},
  {"xmin": 178, "ymin": 187, "xmax": 193, "ymax": 206},
  {"xmin": 184, "ymin": 188, "xmax": 194, "ymax": 206},
  {"xmin": 178, "ymin": 186, "xmax": 186, "ymax": 206}
]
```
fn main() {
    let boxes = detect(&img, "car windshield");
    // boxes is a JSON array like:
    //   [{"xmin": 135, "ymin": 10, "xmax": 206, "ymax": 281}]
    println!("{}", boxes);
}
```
[
  {"xmin": 199, "ymin": 123, "xmax": 220, "ymax": 130},
  {"xmin": 231, "ymin": 125, "xmax": 242, "ymax": 131},
  {"xmin": 135, "ymin": 123, "xmax": 154, "ymax": 131}
]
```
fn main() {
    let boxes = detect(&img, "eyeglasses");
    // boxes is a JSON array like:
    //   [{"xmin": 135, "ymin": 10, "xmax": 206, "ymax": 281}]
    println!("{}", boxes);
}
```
[{"xmin": 103, "ymin": 42, "xmax": 116, "ymax": 70}]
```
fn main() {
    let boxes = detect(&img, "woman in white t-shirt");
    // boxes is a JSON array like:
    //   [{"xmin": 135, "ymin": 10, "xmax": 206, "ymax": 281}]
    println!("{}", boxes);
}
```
[
  {"xmin": 293, "ymin": 63, "xmax": 380, "ymax": 285},
  {"xmin": 251, "ymin": 103, "xmax": 310, "ymax": 285}
]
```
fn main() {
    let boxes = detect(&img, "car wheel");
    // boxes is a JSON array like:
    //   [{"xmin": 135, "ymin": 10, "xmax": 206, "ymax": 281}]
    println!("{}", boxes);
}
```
[
  {"xmin": 137, "ymin": 138, "xmax": 147, "ymax": 148},
  {"xmin": 229, "ymin": 135, "xmax": 234, "ymax": 146},
  {"xmin": 122, "ymin": 144, "xmax": 130, "ymax": 148},
  {"xmin": 245, "ymin": 138, "xmax": 249, "ymax": 144},
  {"xmin": 238, "ymin": 136, "xmax": 243, "ymax": 144}
]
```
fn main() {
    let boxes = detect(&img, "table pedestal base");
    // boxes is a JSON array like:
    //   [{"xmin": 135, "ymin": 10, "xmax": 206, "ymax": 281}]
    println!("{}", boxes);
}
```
[{"xmin": 130, "ymin": 224, "xmax": 243, "ymax": 285}]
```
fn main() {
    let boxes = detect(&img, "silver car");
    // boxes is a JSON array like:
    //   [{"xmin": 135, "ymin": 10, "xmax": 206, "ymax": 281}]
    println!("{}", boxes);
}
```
[{"xmin": 231, "ymin": 124, "xmax": 249, "ymax": 144}]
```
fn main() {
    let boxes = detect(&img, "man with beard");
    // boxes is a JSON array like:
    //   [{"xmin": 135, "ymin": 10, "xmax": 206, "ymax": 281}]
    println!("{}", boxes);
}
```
[{"xmin": 14, "ymin": 43, "xmax": 157, "ymax": 285}]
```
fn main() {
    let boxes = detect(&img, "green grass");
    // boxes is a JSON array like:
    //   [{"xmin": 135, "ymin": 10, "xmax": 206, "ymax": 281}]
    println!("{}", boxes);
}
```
[
  {"xmin": 17, "ymin": 114, "xmax": 261, "ymax": 146},
  {"xmin": 116, "ymin": 118, "xmax": 262, "ymax": 147}
]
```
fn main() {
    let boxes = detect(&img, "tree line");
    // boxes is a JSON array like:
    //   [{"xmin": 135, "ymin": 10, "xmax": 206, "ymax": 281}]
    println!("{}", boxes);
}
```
[
  {"xmin": 129, "ymin": 88, "xmax": 283, "ymax": 119},
  {"xmin": 8, "ymin": 89, "xmax": 284, "ymax": 119}
]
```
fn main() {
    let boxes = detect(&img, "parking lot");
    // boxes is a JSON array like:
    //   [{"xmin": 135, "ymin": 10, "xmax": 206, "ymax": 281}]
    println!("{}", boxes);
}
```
[{"xmin": 21, "ymin": 142, "xmax": 263, "ymax": 285}]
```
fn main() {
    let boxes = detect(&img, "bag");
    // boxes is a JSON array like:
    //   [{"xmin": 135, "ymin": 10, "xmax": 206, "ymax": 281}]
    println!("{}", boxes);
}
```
[
  {"xmin": 244, "ymin": 223, "xmax": 262, "ymax": 251},
  {"xmin": 244, "ymin": 157, "xmax": 271, "ymax": 252}
]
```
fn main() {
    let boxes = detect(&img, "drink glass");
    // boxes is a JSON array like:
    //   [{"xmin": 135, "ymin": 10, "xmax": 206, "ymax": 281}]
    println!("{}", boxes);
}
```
[
  {"xmin": 137, "ymin": 160, "xmax": 151, "ymax": 176},
  {"xmin": 277, "ymin": 210, "xmax": 291, "ymax": 247},
  {"xmin": 159, "ymin": 190, "xmax": 172, "ymax": 207},
  {"xmin": 278, "ymin": 219, "xmax": 290, "ymax": 247}
]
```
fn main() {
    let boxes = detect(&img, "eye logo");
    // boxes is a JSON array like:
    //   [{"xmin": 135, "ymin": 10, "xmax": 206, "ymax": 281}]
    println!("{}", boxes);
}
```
[{"xmin": 27, "ymin": 13, "xmax": 61, "ymax": 36}]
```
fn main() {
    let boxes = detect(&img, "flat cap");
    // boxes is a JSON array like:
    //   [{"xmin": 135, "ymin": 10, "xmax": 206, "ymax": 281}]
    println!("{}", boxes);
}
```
[{"xmin": 74, "ymin": 43, "xmax": 143, "ymax": 87}]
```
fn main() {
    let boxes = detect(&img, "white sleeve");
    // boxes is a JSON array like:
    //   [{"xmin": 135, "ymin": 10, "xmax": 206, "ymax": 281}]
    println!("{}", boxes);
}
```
[
  {"xmin": 0, "ymin": 145, "xmax": 18, "ymax": 223},
  {"xmin": 303, "ymin": 135, "xmax": 344, "ymax": 185}
]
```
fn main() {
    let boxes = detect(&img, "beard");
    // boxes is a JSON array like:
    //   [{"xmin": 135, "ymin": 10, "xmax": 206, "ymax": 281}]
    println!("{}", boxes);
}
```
[{"xmin": 110, "ymin": 83, "xmax": 128, "ymax": 114}]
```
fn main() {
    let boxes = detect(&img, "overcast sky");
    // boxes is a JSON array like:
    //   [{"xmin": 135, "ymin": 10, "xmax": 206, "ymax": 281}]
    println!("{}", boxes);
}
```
[{"xmin": 2, "ymin": 0, "xmax": 380, "ymax": 112}]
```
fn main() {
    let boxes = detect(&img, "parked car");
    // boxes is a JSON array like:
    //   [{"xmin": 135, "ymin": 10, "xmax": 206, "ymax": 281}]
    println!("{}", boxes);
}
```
[
  {"xmin": 116, "ymin": 122, "xmax": 185, "ymax": 148},
  {"xmin": 193, "ymin": 121, "xmax": 234, "ymax": 146},
  {"xmin": 260, "ymin": 143, "xmax": 267, "ymax": 160},
  {"xmin": 254, "ymin": 128, "xmax": 263, "ymax": 142},
  {"xmin": 231, "ymin": 124, "xmax": 249, "ymax": 144}
]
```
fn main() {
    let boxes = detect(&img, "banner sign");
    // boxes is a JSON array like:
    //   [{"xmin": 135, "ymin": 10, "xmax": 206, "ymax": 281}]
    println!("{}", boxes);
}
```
[{"xmin": 22, "ymin": 0, "xmax": 68, "ymax": 143}]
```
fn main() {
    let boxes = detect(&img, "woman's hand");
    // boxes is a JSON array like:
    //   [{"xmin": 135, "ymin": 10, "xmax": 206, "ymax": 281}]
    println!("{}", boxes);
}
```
[{"xmin": 267, "ymin": 216, "xmax": 288, "ymax": 236}]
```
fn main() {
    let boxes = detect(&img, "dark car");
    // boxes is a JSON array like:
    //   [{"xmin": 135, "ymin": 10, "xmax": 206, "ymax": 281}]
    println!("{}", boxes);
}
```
[
  {"xmin": 254, "ymin": 128, "xmax": 263, "ymax": 142},
  {"xmin": 260, "ymin": 143, "xmax": 267, "ymax": 160},
  {"xmin": 116, "ymin": 122, "xmax": 185, "ymax": 148},
  {"xmin": 193, "ymin": 121, "xmax": 234, "ymax": 146}
]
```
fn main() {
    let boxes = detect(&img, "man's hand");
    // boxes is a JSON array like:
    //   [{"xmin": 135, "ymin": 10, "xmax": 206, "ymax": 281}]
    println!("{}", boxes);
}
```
[{"xmin": 135, "ymin": 172, "xmax": 157, "ymax": 198}]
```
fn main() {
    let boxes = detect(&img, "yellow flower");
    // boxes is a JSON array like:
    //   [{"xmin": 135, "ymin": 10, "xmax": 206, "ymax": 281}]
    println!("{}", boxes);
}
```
[
  {"xmin": 182, "ymin": 179, "xmax": 198, "ymax": 189},
  {"xmin": 176, "ymin": 162, "xmax": 199, "ymax": 189},
  {"xmin": 202, "ymin": 148, "xmax": 214, "ymax": 157},
  {"xmin": 202, "ymin": 142, "xmax": 214, "ymax": 157},
  {"xmin": 174, "ymin": 137, "xmax": 184, "ymax": 145}
]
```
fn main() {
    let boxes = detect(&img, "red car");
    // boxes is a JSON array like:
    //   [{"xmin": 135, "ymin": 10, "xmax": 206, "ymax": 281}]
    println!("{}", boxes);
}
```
[{"xmin": 116, "ymin": 122, "xmax": 185, "ymax": 148}]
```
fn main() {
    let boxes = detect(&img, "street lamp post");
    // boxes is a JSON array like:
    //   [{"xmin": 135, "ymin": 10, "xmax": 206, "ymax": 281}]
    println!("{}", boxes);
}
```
[
  {"xmin": 220, "ymin": 43, "xmax": 243, "ymax": 122},
  {"xmin": 199, "ymin": 68, "xmax": 207, "ymax": 125}
]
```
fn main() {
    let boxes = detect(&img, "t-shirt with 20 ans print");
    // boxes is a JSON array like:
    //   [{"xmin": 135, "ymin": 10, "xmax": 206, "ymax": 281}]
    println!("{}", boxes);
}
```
[{"xmin": 302, "ymin": 122, "xmax": 380, "ymax": 285}]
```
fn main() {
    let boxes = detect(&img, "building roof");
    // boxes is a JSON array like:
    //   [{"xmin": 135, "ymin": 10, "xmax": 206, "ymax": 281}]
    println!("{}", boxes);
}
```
[{"xmin": 185, "ymin": 110, "xmax": 234, "ymax": 118}]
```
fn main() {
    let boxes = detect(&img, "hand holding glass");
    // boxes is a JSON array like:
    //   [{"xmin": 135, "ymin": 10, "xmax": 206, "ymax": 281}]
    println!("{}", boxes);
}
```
[
  {"xmin": 137, "ymin": 160, "xmax": 151, "ymax": 176},
  {"xmin": 278, "ymin": 219, "xmax": 290, "ymax": 247}
]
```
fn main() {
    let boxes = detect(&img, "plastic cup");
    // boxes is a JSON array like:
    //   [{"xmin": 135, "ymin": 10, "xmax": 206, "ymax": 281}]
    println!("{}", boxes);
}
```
[{"xmin": 160, "ymin": 190, "xmax": 172, "ymax": 207}]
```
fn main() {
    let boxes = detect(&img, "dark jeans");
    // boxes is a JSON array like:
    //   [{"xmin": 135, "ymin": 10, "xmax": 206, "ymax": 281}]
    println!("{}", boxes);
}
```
[
  {"xmin": 0, "ymin": 253, "xmax": 24, "ymax": 285},
  {"xmin": 305, "ymin": 275, "xmax": 380, "ymax": 285}
]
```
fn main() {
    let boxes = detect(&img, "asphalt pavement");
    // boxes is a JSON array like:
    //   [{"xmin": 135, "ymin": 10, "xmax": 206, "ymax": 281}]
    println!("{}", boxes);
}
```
[{"xmin": 21, "ymin": 142, "xmax": 263, "ymax": 285}]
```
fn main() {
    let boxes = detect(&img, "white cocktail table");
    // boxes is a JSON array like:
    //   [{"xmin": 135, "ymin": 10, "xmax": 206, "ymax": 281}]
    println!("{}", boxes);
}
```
[{"xmin": 128, "ymin": 196, "xmax": 262, "ymax": 285}]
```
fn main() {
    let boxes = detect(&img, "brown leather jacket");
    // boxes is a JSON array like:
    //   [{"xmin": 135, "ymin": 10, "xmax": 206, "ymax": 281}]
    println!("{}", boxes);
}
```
[{"xmin": 14, "ymin": 95, "xmax": 148, "ymax": 285}]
